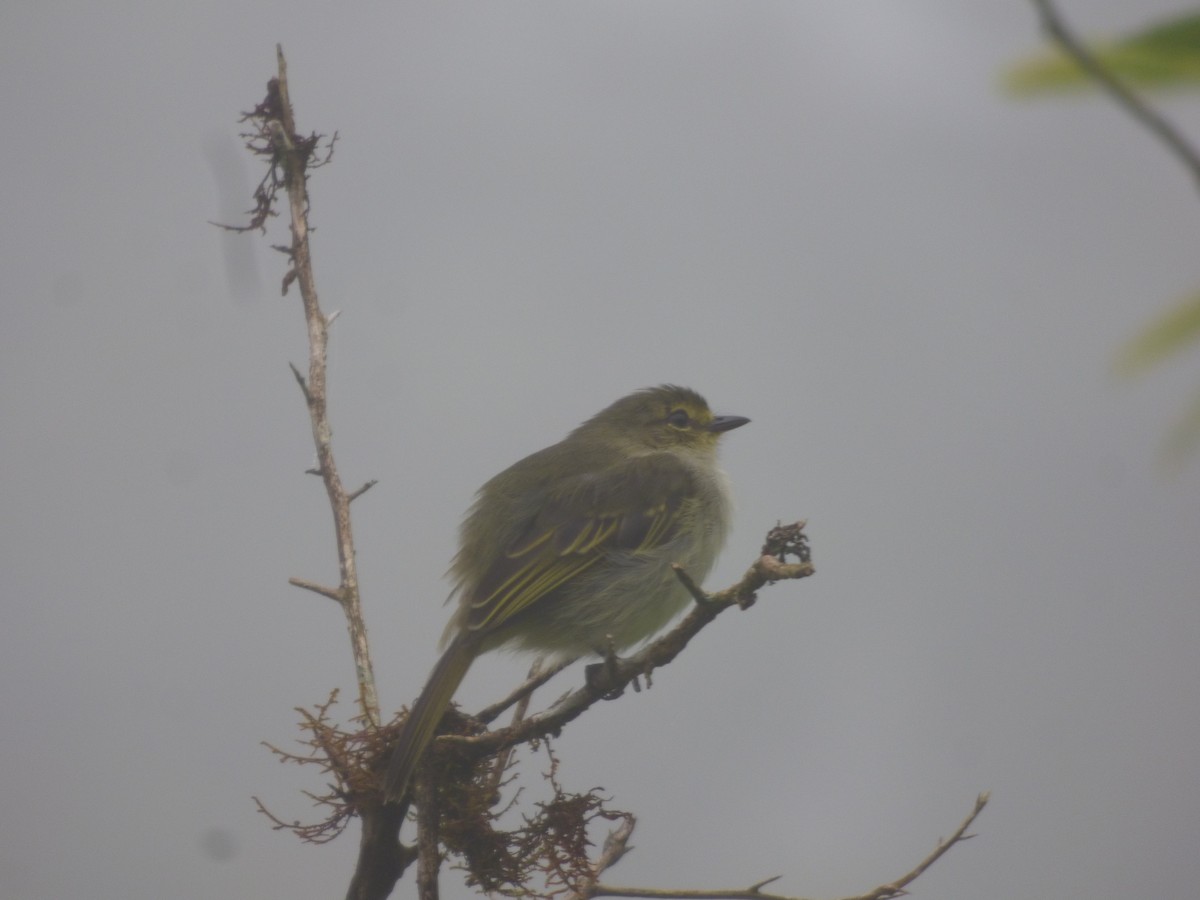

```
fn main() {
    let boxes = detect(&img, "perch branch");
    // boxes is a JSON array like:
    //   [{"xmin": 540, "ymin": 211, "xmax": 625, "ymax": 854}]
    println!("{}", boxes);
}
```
[{"xmin": 442, "ymin": 524, "xmax": 814, "ymax": 763}]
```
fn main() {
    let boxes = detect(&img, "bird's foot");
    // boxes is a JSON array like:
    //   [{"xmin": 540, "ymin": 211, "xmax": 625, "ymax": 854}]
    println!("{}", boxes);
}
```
[{"xmin": 585, "ymin": 635, "xmax": 632, "ymax": 698}]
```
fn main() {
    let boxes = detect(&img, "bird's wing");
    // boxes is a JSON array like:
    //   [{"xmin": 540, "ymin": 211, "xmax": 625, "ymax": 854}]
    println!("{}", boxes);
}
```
[{"xmin": 462, "ymin": 452, "xmax": 696, "ymax": 634}]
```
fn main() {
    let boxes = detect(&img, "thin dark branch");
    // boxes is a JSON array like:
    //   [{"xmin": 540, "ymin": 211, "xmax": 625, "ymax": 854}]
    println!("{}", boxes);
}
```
[
  {"xmin": 288, "ymin": 361, "xmax": 311, "ymax": 401},
  {"xmin": 589, "ymin": 793, "xmax": 990, "ymax": 900},
  {"xmin": 288, "ymin": 577, "xmax": 343, "ymax": 603},
  {"xmin": 1032, "ymin": 0, "xmax": 1200, "ymax": 192},
  {"xmin": 840, "ymin": 791, "xmax": 989, "ymax": 900},
  {"xmin": 349, "ymin": 480, "xmax": 379, "ymax": 502},
  {"xmin": 671, "ymin": 563, "xmax": 710, "ymax": 604},
  {"xmin": 475, "ymin": 656, "xmax": 575, "ymax": 725}
]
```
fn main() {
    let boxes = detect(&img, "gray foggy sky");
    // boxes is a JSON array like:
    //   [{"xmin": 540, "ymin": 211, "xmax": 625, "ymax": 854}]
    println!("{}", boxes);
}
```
[{"xmin": 3, "ymin": 2, "xmax": 1199, "ymax": 899}]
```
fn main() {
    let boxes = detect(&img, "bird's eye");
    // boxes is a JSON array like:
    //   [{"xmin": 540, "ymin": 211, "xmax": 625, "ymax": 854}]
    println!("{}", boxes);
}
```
[{"xmin": 666, "ymin": 408, "xmax": 690, "ymax": 428}]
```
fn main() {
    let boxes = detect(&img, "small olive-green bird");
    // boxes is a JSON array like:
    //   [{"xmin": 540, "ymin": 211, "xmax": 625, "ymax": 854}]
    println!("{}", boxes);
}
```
[{"xmin": 383, "ymin": 385, "xmax": 748, "ymax": 804}]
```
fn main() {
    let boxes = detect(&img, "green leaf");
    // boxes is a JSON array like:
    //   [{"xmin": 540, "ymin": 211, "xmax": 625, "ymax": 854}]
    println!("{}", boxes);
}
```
[
  {"xmin": 1115, "ymin": 289, "xmax": 1200, "ymax": 376},
  {"xmin": 1006, "ymin": 11, "xmax": 1200, "ymax": 94}
]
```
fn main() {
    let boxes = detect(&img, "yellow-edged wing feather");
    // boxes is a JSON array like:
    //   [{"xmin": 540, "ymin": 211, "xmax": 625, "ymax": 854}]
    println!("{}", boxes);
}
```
[{"xmin": 463, "ymin": 452, "xmax": 695, "ymax": 634}]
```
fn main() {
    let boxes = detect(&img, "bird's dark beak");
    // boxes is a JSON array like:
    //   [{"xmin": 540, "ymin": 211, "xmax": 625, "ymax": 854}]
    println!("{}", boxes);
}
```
[{"xmin": 707, "ymin": 415, "xmax": 750, "ymax": 433}]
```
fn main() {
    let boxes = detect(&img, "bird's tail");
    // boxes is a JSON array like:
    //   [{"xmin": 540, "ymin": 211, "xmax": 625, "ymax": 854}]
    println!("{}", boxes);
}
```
[{"xmin": 384, "ymin": 634, "xmax": 477, "ymax": 805}]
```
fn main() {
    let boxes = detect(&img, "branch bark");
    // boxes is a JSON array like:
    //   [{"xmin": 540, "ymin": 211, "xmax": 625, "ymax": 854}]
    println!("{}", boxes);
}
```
[
  {"xmin": 587, "ymin": 792, "xmax": 990, "ymax": 900},
  {"xmin": 265, "ymin": 46, "xmax": 381, "ymax": 727}
]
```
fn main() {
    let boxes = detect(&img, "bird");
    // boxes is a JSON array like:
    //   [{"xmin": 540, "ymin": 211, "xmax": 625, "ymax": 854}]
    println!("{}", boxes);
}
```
[{"xmin": 383, "ymin": 385, "xmax": 748, "ymax": 805}]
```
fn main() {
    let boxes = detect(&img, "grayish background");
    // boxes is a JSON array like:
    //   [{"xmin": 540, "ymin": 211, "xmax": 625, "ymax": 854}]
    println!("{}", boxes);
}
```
[{"xmin": 3, "ymin": 2, "xmax": 1198, "ymax": 898}]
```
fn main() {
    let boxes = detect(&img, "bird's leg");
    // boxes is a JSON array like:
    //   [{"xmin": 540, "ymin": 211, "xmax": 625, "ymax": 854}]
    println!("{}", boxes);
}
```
[{"xmin": 585, "ymin": 635, "xmax": 637, "ymax": 698}]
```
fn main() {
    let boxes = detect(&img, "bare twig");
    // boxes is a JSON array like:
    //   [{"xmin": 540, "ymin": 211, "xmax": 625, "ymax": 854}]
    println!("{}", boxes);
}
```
[
  {"xmin": 840, "ymin": 791, "xmax": 989, "ymax": 900},
  {"xmin": 671, "ymin": 563, "xmax": 710, "ymax": 604},
  {"xmin": 587, "ymin": 793, "xmax": 990, "ymax": 900},
  {"xmin": 288, "ymin": 361, "xmax": 311, "ymax": 401},
  {"xmin": 567, "ymin": 814, "xmax": 637, "ymax": 900},
  {"xmin": 248, "ymin": 46, "xmax": 380, "ymax": 726},
  {"xmin": 475, "ymin": 656, "xmax": 575, "ymax": 725},
  {"xmin": 288, "ymin": 577, "xmax": 342, "ymax": 603},
  {"xmin": 1032, "ymin": 0, "xmax": 1200, "ymax": 192},
  {"xmin": 486, "ymin": 657, "xmax": 545, "ymax": 799},
  {"xmin": 349, "ymin": 480, "xmax": 379, "ymax": 502}
]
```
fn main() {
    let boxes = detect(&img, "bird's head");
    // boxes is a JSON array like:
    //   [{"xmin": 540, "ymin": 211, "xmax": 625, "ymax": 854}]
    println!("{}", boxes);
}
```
[{"xmin": 574, "ymin": 385, "xmax": 749, "ymax": 456}]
